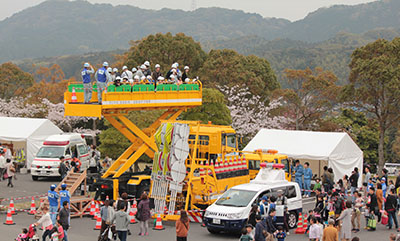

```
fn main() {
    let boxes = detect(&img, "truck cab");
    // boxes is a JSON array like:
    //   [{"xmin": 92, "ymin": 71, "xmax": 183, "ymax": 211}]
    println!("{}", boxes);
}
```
[{"xmin": 31, "ymin": 133, "xmax": 90, "ymax": 180}]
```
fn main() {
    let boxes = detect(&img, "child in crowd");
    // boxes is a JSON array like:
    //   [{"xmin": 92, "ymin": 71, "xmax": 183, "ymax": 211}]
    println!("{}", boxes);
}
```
[
  {"xmin": 15, "ymin": 228, "xmax": 28, "ymax": 241},
  {"xmin": 313, "ymin": 178, "xmax": 321, "ymax": 191},
  {"xmin": 306, "ymin": 210, "xmax": 314, "ymax": 234},
  {"xmin": 352, "ymin": 191, "xmax": 363, "ymax": 233},
  {"xmin": 367, "ymin": 178, "xmax": 374, "ymax": 193},
  {"xmin": 388, "ymin": 180, "xmax": 395, "ymax": 194},
  {"xmin": 276, "ymin": 226, "xmax": 286, "ymax": 241},
  {"xmin": 239, "ymin": 224, "xmax": 254, "ymax": 241}
]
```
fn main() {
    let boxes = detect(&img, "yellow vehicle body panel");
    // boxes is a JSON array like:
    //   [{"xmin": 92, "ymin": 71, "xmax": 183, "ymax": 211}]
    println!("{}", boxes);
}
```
[
  {"xmin": 64, "ymin": 82, "xmax": 203, "ymax": 118},
  {"xmin": 127, "ymin": 175, "xmax": 151, "ymax": 185}
]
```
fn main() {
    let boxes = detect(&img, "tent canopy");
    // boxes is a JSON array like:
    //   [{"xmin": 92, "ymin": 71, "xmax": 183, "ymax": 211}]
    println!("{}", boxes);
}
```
[
  {"xmin": 243, "ymin": 129, "xmax": 363, "ymax": 185},
  {"xmin": 0, "ymin": 117, "xmax": 63, "ymax": 168}
]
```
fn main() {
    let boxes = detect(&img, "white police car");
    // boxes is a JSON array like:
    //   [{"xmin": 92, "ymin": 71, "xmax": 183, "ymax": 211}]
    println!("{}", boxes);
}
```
[{"xmin": 204, "ymin": 163, "xmax": 302, "ymax": 234}]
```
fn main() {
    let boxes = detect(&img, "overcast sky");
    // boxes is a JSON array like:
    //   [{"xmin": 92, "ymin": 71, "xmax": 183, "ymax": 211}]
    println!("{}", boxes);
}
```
[{"xmin": 1, "ymin": 0, "xmax": 377, "ymax": 21}]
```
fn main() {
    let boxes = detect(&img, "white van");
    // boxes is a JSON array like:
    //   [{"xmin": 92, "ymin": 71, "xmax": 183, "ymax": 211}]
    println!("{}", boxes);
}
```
[
  {"xmin": 204, "ymin": 165, "xmax": 302, "ymax": 234},
  {"xmin": 31, "ymin": 133, "xmax": 90, "ymax": 180}
]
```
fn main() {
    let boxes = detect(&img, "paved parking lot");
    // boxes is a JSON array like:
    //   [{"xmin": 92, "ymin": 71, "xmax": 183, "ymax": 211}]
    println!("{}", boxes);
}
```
[{"xmin": 0, "ymin": 174, "xmax": 397, "ymax": 240}]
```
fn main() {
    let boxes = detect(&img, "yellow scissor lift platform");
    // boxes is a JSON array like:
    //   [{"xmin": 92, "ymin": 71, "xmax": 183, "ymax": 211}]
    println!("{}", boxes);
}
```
[{"xmin": 64, "ymin": 81, "xmax": 203, "ymax": 199}]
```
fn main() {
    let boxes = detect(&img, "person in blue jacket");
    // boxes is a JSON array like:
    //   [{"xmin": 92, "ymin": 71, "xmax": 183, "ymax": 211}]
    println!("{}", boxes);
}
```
[
  {"xmin": 48, "ymin": 184, "xmax": 59, "ymax": 225},
  {"xmin": 81, "ymin": 62, "xmax": 95, "ymax": 103},
  {"xmin": 95, "ymin": 62, "xmax": 112, "ymax": 104},
  {"xmin": 294, "ymin": 160, "xmax": 304, "ymax": 195},
  {"xmin": 303, "ymin": 162, "xmax": 313, "ymax": 197},
  {"xmin": 259, "ymin": 195, "xmax": 268, "ymax": 216},
  {"xmin": 59, "ymin": 183, "xmax": 70, "ymax": 205}
]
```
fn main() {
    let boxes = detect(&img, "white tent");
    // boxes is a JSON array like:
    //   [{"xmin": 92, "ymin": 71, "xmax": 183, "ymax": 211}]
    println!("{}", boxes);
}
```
[
  {"xmin": 0, "ymin": 117, "xmax": 63, "ymax": 168},
  {"xmin": 243, "ymin": 129, "xmax": 363, "ymax": 185}
]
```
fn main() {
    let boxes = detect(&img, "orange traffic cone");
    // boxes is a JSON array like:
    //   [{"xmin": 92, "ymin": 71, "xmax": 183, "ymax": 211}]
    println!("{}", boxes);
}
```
[
  {"xmin": 295, "ymin": 212, "xmax": 305, "ymax": 234},
  {"xmin": 129, "ymin": 206, "xmax": 137, "ymax": 224},
  {"xmin": 71, "ymin": 87, "xmax": 77, "ymax": 103},
  {"xmin": 94, "ymin": 212, "xmax": 102, "ymax": 230},
  {"xmin": 4, "ymin": 209, "xmax": 15, "ymax": 225},
  {"xmin": 132, "ymin": 199, "xmax": 138, "ymax": 214},
  {"xmin": 303, "ymin": 214, "xmax": 308, "ymax": 234},
  {"xmin": 241, "ymin": 157, "xmax": 247, "ymax": 170},
  {"xmin": 89, "ymin": 200, "xmax": 95, "ymax": 216},
  {"xmin": 28, "ymin": 197, "xmax": 37, "ymax": 215},
  {"xmin": 9, "ymin": 199, "xmax": 16, "ymax": 215},
  {"xmin": 93, "ymin": 203, "xmax": 100, "ymax": 220},
  {"xmin": 153, "ymin": 214, "xmax": 165, "ymax": 230}
]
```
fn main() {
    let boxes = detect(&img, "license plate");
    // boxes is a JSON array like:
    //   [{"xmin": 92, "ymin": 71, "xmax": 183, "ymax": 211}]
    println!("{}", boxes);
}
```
[
  {"xmin": 41, "ymin": 170, "xmax": 47, "ymax": 174},
  {"xmin": 213, "ymin": 219, "xmax": 221, "ymax": 224}
]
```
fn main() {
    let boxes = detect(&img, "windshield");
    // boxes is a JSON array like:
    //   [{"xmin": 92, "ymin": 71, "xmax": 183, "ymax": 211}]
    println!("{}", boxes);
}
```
[
  {"xmin": 36, "ymin": 146, "xmax": 65, "ymax": 158},
  {"xmin": 215, "ymin": 189, "xmax": 257, "ymax": 207}
]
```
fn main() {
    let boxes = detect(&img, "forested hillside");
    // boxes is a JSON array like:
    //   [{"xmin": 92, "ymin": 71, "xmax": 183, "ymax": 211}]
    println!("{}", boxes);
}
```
[
  {"xmin": 1, "ymin": 0, "xmax": 400, "ymax": 62},
  {"xmin": 205, "ymin": 28, "xmax": 400, "ymax": 86}
]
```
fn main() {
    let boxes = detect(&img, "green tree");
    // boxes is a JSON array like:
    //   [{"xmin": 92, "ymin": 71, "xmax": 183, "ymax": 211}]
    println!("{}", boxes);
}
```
[
  {"xmin": 200, "ymin": 49, "xmax": 279, "ymax": 99},
  {"xmin": 180, "ymin": 88, "xmax": 231, "ymax": 125},
  {"xmin": 0, "ymin": 62, "xmax": 35, "ymax": 99},
  {"xmin": 123, "ymin": 33, "xmax": 207, "ymax": 76},
  {"xmin": 331, "ymin": 109, "xmax": 379, "ymax": 165},
  {"xmin": 343, "ymin": 38, "xmax": 400, "ymax": 173}
]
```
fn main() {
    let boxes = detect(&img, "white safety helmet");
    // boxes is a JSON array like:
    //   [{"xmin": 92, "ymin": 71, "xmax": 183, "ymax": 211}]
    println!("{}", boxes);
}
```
[
  {"xmin": 84, "ymin": 63, "xmax": 90, "ymax": 68},
  {"xmin": 144, "ymin": 61, "xmax": 150, "ymax": 67},
  {"xmin": 184, "ymin": 66, "xmax": 189, "ymax": 70},
  {"xmin": 107, "ymin": 67, "xmax": 112, "ymax": 73},
  {"xmin": 134, "ymin": 75, "xmax": 140, "ymax": 80},
  {"xmin": 103, "ymin": 62, "xmax": 109, "ymax": 67},
  {"xmin": 174, "ymin": 62, "xmax": 179, "ymax": 67},
  {"xmin": 140, "ymin": 64, "xmax": 146, "ymax": 69},
  {"xmin": 132, "ymin": 67, "xmax": 137, "ymax": 72},
  {"xmin": 113, "ymin": 68, "xmax": 118, "ymax": 72},
  {"xmin": 116, "ymin": 76, "xmax": 122, "ymax": 81},
  {"xmin": 185, "ymin": 78, "xmax": 190, "ymax": 83},
  {"xmin": 122, "ymin": 66, "xmax": 128, "ymax": 70},
  {"xmin": 155, "ymin": 64, "xmax": 160, "ymax": 68},
  {"xmin": 141, "ymin": 76, "xmax": 146, "ymax": 81},
  {"xmin": 171, "ymin": 63, "xmax": 177, "ymax": 69},
  {"xmin": 158, "ymin": 76, "xmax": 164, "ymax": 81},
  {"xmin": 146, "ymin": 75, "xmax": 152, "ymax": 79},
  {"xmin": 122, "ymin": 76, "xmax": 128, "ymax": 80}
]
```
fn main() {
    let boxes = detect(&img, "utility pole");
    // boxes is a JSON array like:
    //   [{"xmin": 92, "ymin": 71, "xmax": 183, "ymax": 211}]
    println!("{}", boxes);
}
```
[{"xmin": 191, "ymin": 0, "xmax": 197, "ymax": 11}]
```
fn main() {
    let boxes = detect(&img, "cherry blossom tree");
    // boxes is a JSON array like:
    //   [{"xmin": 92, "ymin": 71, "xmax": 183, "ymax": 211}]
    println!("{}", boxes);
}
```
[
  {"xmin": 0, "ymin": 96, "xmax": 99, "ymax": 134},
  {"xmin": 218, "ymin": 85, "xmax": 291, "ymax": 139}
]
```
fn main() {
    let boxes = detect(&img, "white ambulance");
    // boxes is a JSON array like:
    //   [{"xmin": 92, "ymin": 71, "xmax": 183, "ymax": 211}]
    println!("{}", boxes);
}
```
[
  {"xmin": 31, "ymin": 133, "xmax": 90, "ymax": 180},
  {"xmin": 204, "ymin": 163, "xmax": 302, "ymax": 234}
]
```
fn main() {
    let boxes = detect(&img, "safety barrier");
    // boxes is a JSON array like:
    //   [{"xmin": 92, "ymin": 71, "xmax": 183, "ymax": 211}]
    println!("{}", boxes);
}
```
[{"xmin": 67, "ymin": 83, "xmax": 200, "ymax": 93}]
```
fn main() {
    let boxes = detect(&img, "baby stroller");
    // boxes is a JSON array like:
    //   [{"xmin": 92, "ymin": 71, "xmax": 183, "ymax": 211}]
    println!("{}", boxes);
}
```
[
  {"xmin": 15, "ymin": 224, "xmax": 39, "ymax": 241},
  {"xmin": 98, "ymin": 224, "xmax": 115, "ymax": 241}
]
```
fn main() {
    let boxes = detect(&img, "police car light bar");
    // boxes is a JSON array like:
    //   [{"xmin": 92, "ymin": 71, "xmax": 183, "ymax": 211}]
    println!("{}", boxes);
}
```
[{"xmin": 260, "ymin": 162, "xmax": 284, "ymax": 169}]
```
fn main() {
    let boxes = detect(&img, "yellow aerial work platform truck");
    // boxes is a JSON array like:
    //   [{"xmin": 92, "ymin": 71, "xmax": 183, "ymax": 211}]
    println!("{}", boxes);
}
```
[{"xmin": 63, "ymin": 80, "xmax": 291, "ymax": 221}]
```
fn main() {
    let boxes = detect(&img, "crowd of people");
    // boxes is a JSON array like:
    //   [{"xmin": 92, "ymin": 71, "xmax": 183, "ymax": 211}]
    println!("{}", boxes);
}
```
[
  {"xmin": 81, "ymin": 61, "xmax": 195, "ymax": 104},
  {"xmin": 239, "ymin": 164, "xmax": 400, "ymax": 241}
]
